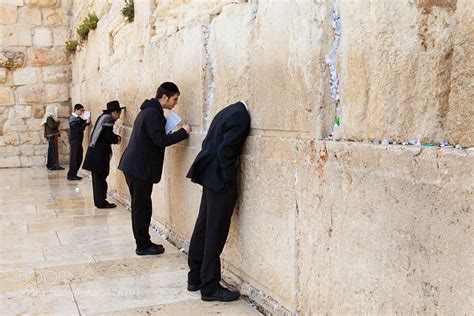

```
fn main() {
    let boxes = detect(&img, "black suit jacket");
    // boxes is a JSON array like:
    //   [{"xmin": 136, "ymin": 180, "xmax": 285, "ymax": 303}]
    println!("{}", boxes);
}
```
[
  {"xmin": 118, "ymin": 98, "xmax": 188, "ymax": 183},
  {"xmin": 187, "ymin": 101, "xmax": 250, "ymax": 192},
  {"xmin": 83, "ymin": 125, "xmax": 120, "ymax": 176}
]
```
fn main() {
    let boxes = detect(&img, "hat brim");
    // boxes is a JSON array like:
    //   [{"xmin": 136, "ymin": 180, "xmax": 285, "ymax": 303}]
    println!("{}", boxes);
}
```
[{"xmin": 103, "ymin": 107, "xmax": 126, "ymax": 113}]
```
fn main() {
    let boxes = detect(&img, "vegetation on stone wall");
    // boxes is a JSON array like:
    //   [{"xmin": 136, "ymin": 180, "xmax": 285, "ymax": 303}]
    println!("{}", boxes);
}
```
[
  {"xmin": 77, "ymin": 12, "xmax": 99, "ymax": 41},
  {"xmin": 121, "ymin": 0, "xmax": 135, "ymax": 23},
  {"xmin": 65, "ymin": 40, "xmax": 78, "ymax": 53}
]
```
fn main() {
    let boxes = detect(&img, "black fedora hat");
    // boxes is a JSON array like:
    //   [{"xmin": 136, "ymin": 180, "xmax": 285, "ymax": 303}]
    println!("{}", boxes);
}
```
[{"xmin": 103, "ymin": 100, "xmax": 126, "ymax": 113}]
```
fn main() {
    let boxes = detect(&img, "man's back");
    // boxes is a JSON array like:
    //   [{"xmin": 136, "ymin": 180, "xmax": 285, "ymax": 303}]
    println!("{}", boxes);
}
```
[{"xmin": 187, "ymin": 101, "xmax": 250, "ymax": 192}]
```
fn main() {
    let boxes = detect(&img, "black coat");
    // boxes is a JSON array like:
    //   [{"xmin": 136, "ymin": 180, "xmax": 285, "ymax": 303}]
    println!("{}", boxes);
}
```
[
  {"xmin": 187, "ymin": 101, "xmax": 250, "ymax": 192},
  {"xmin": 69, "ymin": 115, "xmax": 89, "ymax": 144},
  {"xmin": 83, "ymin": 117, "xmax": 120, "ymax": 176},
  {"xmin": 118, "ymin": 98, "xmax": 188, "ymax": 183}
]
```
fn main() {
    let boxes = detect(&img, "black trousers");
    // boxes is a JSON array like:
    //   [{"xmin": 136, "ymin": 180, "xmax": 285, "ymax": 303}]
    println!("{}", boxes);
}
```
[
  {"xmin": 188, "ymin": 183, "xmax": 238, "ymax": 295},
  {"xmin": 68, "ymin": 143, "xmax": 83, "ymax": 178},
  {"xmin": 92, "ymin": 172, "xmax": 108, "ymax": 207},
  {"xmin": 124, "ymin": 173, "xmax": 154, "ymax": 250}
]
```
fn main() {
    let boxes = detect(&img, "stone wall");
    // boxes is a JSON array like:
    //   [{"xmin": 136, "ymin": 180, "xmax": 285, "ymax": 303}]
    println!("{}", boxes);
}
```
[
  {"xmin": 70, "ymin": 0, "xmax": 473, "ymax": 314},
  {"xmin": 0, "ymin": 0, "xmax": 71, "ymax": 168}
]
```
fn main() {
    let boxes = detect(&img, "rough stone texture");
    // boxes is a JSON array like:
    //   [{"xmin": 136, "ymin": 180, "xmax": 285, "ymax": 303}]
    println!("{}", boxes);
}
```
[
  {"xmin": 0, "ymin": 5, "xmax": 18, "ymax": 24},
  {"xmin": 42, "ymin": 8, "xmax": 69, "ymax": 27},
  {"xmin": 25, "ymin": 0, "xmax": 59, "ymax": 8},
  {"xmin": 0, "ymin": 50, "xmax": 25, "ymax": 68},
  {"xmin": 0, "ymin": 1, "xmax": 71, "ymax": 167},
  {"xmin": 446, "ymin": 0, "xmax": 474, "ymax": 146},
  {"xmin": 335, "ymin": 0, "xmax": 473, "ymax": 147},
  {"xmin": 28, "ymin": 47, "xmax": 68, "ymax": 66},
  {"xmin": 0, "ymin": 87, "xmax": 15, "ymax": 106}
]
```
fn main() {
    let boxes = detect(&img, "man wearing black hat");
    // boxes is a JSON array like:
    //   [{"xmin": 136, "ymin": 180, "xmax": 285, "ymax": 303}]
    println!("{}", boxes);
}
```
[
  {"xmin": 83, "ymin": 100, "xmax": 125, "ymax": 209},
  {"xmin": 119, "ymin": 82, "xmax": 191, "ymax": 256}
]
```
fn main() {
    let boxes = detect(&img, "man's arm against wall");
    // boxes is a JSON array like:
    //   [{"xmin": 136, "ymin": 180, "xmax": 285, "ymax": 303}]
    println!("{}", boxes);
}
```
[{"xmin": 145, "ymin": 110, "xmax": 188, "ymax": 148}]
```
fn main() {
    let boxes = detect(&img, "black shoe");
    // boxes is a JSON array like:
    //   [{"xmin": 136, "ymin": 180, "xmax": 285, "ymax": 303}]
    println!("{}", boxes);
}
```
[
  {"xmin": 187, "ymin": 283, "xmax": 200, "ymax": 292},
  {"xmin": 136, "ymin": 244, "xmax": 165, "ymax": 256},
  {"xmin": 67, "ymin": 176, "xmax": 82, "ymax": 180},
  {"xmin": 201, "ymin": 285, "xmax": 240, "ymax": 302},
  {"xmin": 97, "ymin": 203, "xmax": 116, "ymax": 209},
  {"xmin": 51, "ymin": 166, "xmax": 65, "ymax": 170}
]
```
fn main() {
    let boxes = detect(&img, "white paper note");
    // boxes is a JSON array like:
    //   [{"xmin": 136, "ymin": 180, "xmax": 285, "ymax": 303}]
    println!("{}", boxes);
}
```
[
  {"xmin": 165, "ymin": 111, "xmax": 182, "ymax": 134},
  {"xmin": 83, "ymin": 111, "xmax": 91, "ymax": 120}
]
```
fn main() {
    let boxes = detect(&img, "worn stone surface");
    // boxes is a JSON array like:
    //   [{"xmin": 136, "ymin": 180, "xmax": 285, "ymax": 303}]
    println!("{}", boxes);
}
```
[
  {"xmin": 335, "ymin": 0, "xmax": 472, "ymax": 147},
  {"xmin": 446, "ymin": 0, "xmax": 474, "ymax": 146},
  {"xmin": 0, "ymin": 5, "xmax": 18, "ymax": 24},
  {"xmin": 0, "ymin": 50, "xmax": 25, "ymax": 68},
  {"xmin": 4, "ymin": 24, "xmax": 32, "ymax": 46},
  {"xmin": 17, "ymin": 6, "xmax": 42, "ymax": 25},
  {"xmin": 0, "ymin": 68, "xmax": 7, "ymax": 83},
  {"xmin": 0, "ymin": 87, "xmax": 15, "ymax": 106},
  {"xmin": 25, "ymin": 0, "xmax": 59, "ymax": 8},
  {"xmin": 12, "ymin": 67, "xmax": 38, "ymax": 85},
  {"xmin": 28, "ymin": 47, "xmax": 68, "ymax": 66},
  {"xmin": 42, "ymin": 8, "xmax": 69, "ymax": 27},
  {"xmin": 42, "ymin": 65, "xmax": 70, "ymax": 83},
  {"xmin": 32, "ymin": 27, "xmax": 53, "ymax": 47}
]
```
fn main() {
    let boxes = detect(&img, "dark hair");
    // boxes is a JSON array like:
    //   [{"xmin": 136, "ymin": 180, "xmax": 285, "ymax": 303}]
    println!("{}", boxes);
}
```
[
  {"xmin": 156, "ymin": 82, "xmax": 180, "ymax": 99},
  {"xmin": 74, "ymin": 103, "xmax": 84, "ymax": 111}
]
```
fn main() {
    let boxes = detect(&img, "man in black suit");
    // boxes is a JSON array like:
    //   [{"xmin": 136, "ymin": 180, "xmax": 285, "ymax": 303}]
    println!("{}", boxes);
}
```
[
  {"xmin": 119, "ymin": 82, "xmax": 191, "ymax": 256},
  {"xmin": 68, "ymin": 103, "xmax": 91, "ymax": 180},
  {"xmin": 186, "ymin": 100, "xmax": 250, "ymax": 302},
  {"xmin": 83, "ymin": 100, "xmax": 124, "ymax": 209}
]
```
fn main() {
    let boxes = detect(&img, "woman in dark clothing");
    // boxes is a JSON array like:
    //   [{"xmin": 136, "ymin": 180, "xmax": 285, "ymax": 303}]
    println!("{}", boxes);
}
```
[
  {"xmin": 42, "ymin": 107, "xmax": 63, "ymax": 170},
  {"xmin": 83, "ymin": 101, "xmax": 125, "ymax": 209}
]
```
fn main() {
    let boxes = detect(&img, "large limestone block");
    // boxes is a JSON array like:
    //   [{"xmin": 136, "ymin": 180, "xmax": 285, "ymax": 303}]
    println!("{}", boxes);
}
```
[
  {"xmin": 16, "ymin": 84, "xmax": 44, "ymax": 104},
  {"xmin": 0, "ymin": 146, "xmax": 20, "ymax": 156},
  {"xmin": 335, "ymin": 1, "xmax": 461, "ymax": 144},
  {"xmin": 12, "ymin": 66, "xmax": 38, "ymax": 85},
  {"xmin": 17, "ymin": 5, "xmax": 41, "ymax": 25},
  {"xmin": 44, "ymin": 83, "xmax": 68, "ymax": 103},
  {"xmin": 297, "ymin": 141, "xmax": 473, "ymax": 315},
  {"xmin": 0, "ymin": 50, "xmax": 25, "ymax": 68},
  {"xmin": 28, "ymin": 47, "xmax": 68, "ymax": 66},
  {"xmin": 0, "ymin": 5, "xmax": 18, "ymax": 24},
  {"xmin": 52, "ymin": 27, "xmax": 69, "ymax": 47},
  {"xmin": 25, "ymin": 0, "xmax": 59, "ymax": 8},
  {"xmin": 12, "ymin": 105, "xmax": 32, "ymax": 119},
  {"xmin": 42, "ymin": 65, "xmax": 70, "ymax": 83},
  {"xmin": 161, "ymin": 134, "xmax": 206, "ymax": 236},
  {"xmin": 4, "ymin": 24, "xmax": 32, "ymax": 46},
  {"xmin": 446, "ymin": 0, "xmax": 474, "ymax": 147},
  {"xmin": 31, "ymin": 103, "xmax": 44, "ymax": 118},
  {"xmin": 20, "ymin": 155, "xmax": 45, "ymax": 166},
  {"xmin": 0, "ymin": 156, "xmax": 20, "ymax": 168},
  {"xmin": 0, "ymin": 131, "xmax": 20, "ymax": 146},
  {"xmin": 209, "ymin": 2, "xmax": 331, "ymax": 136},
  {"xmin": 42, "ymin": 8, "xmax": 68, "ymax": 26},
  {"xmin": 1, "ymin": 0, "xmax": 23, "ymax": 5},
  {"xmin": 169, "ymin": 24, "xmax": 206, "ymax": 128},
  {"xmin": 0, "ymin": 87, "xmax": 15, "ymax": 105},
  {"xmin": 32, "ymin": 27, "xmax": 53, "ymax": 47},
  {"xmin": 224, "ymin": 136, "xmax": 299, "ymax": 312}
]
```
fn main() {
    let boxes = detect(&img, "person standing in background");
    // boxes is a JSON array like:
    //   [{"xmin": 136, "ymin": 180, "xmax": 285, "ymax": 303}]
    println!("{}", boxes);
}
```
[
  {"xmin": 83, "ymin": 100, "xmax": 124, "ymax": 209},
  {"xmin": 41, "ymin": 106, "xmax": 64, "ymax": 171},
  {"xmin": 67, "ymin": 103, "xmax": 91, "ymax": 180}
]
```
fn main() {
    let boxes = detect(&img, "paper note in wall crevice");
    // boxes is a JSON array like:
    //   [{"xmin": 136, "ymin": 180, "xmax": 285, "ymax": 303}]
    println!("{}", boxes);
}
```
[{"xmin": 165, "ymin": 111, "xmax": 182, "ymax": 134}]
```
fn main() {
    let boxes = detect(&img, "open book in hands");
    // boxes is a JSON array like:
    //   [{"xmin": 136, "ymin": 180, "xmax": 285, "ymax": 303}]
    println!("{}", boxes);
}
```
[{"xmin": 165, "ymin": 111, "xmax": 182, "ymax": 134}]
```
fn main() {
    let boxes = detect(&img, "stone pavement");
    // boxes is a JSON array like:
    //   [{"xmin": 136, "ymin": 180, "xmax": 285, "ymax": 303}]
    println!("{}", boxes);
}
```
[{"xmin": 0, "ymin": 167, "xmax": 260, "ymax": 315}]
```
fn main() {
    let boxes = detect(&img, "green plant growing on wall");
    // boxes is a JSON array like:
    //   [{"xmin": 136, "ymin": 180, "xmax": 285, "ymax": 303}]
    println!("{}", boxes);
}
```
[
  {"xmin": 65, "ymin": 40, "xmax": 78, "ymax": 53},
  {"xmin": 76, "ymin": 12, "xmax": 99, "ymax": 41},
  {"xmin": 121, "ymin": 0, "xmax": 134, "ymax": 23}
]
